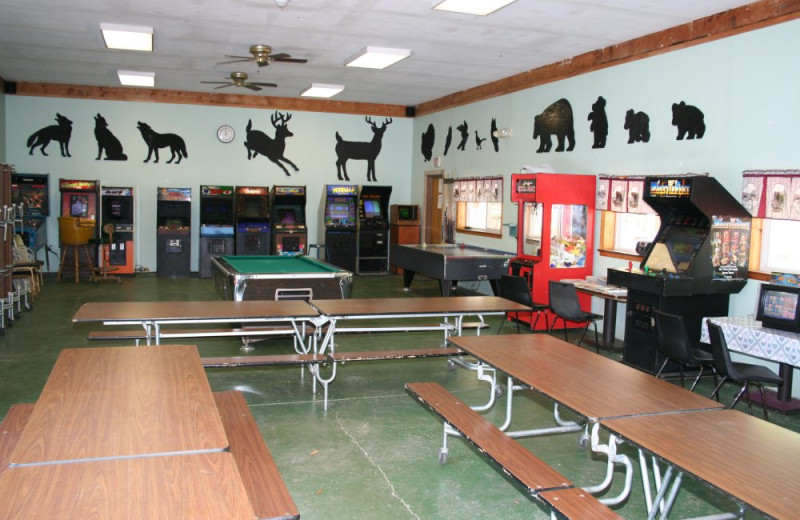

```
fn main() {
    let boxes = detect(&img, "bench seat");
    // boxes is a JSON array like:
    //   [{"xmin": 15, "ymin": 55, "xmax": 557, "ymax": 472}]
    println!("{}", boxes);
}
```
[
  {"xmin": 88, "ymin": 325, "xmax": 311, "ymax": 343},
  {"xmin": 203, "ymin": 353, "xmax": 324, "ymax": 368},
  {"xmin": 214, "ymin": 390, "xmax": 299, "ymax": 520},
  {"xmin": 331, "ymin": 347, "xmax": 465, "ymax": 363},
  {"xmin": 406, "ymin": 382, "xmax": 620, "ymax": 518},
  {"xmin": 539, "ymin": 487, "xmax": 623, "ymax": 519}
]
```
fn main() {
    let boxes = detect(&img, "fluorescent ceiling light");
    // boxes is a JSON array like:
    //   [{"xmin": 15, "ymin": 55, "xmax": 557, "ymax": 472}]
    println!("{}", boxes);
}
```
[
  {"xmin": 101, "ymin": 23, "xmax": 153, "ymax": 51},
  {"xmin": 344, "ymin": 47, "xmax": 411, "ymax": 70},
  {"xmin": 432, "ymin": 0, "xmax": 517, "ymax": 16},
  {"xmin": 300, "ymin": 83, "xmax": 344, "ymax": 98},
  {"xmin": 117, "ymin": 70, "xmax": 155, "ymax": 87}
]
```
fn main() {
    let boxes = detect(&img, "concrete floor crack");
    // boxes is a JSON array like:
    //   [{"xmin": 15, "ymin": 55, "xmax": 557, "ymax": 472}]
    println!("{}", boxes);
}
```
[{"xmin": 335, "ymin": 413, "xmax": 421, "ymax": 520}]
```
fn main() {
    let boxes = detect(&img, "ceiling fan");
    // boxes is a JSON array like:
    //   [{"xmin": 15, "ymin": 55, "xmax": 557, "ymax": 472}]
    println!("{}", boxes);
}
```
[
  {"xmin": 217, "ymin": 44, "xmax": 308, "ymax": 67},
  {"xmin": 201, "ymin": 71, "xmax": 277, "ymax": 91}
]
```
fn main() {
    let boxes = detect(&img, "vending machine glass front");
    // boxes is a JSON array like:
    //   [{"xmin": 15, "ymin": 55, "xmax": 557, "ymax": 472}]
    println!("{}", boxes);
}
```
[
  {"xmin": 550, "ymin": 204, "xmax": 588, "ymax": 268},
  {"xmin": 522, "ymin": 202, "xmax": 543, "ymax": 257}
]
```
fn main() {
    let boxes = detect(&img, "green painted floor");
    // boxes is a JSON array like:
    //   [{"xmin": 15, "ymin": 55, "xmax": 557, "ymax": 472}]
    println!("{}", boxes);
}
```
[{"xmin": 1, "ymin": 273, "xmax": 797, "ymax": 519}]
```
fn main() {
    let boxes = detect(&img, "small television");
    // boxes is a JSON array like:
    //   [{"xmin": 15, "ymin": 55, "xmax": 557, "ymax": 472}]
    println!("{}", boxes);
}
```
[{"xmin": 756, "ymin": 283, "xmax": 800, "ymax": 332}]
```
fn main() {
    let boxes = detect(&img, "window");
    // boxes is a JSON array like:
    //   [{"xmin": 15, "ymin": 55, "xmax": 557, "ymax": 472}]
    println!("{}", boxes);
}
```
[
  {"xmin": 757, "ymin": 218, "xmax": 800, "ymax": 273},
  {"xmin": 600, "ymin": 211, "xmax": 660, "ymax": 258},
  {"xmin": 614, "ymin": 213, "xmax": 661, "ymax": 254},
  {"xmin": 454, "ymin": 176, "xmax": 503, "ymax": 237},
  {"xmin": 457, "ymin": 201, "xmax": 502, "ymax": 235}
]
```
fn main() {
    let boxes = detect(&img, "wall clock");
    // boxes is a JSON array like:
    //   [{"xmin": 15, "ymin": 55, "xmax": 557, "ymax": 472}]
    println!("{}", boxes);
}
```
[{"xmin": 217, "ymin": 124, "xmax": 235, "ymax": 143}]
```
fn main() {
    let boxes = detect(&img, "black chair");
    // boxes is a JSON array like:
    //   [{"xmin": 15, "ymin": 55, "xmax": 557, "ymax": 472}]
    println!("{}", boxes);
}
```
[
  {"xmin": 547, "ymin": 281, "xmax": 603, "ymax": 351},
  {"xmin": 653, "ymin": 310, "xmax": 717, "ymax": 392},
  {"xmin": 497, "ymin": 274, "xmax": 549, "ymax": 333},
  {"xmin": 707, "ymin": 322, "xmax": 782, "ymax": 420}
]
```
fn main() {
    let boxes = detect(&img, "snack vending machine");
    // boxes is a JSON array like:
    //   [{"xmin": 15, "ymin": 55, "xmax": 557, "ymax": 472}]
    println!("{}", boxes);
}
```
[
  {"xmin": 156, "ymin": 187, "xmax": 191, "ymax": 278},
  {"xmin": 234, "ymin": 186, "xmax": 270, "ymax": 255},
  {"xmin": 100, "ymin": 186, "xmax": 135, "ymax": 274},
  {"xmin": 323, "ymin": 184, "xmax": 358, "ymax": 271},
  {"xmin": 270, "ymin": 185, "xmax": 307, "ymax": 255},
  {"xmin": 199, "ymin": 185, "xmax": 235, "ymax": 278},
  {"xmin": 357, "ymin": 185, "xmax": 392, "ymax": 274},
  {"xmin": 509, "ymin": 173, "xmax": 596, "ymax": 330}
]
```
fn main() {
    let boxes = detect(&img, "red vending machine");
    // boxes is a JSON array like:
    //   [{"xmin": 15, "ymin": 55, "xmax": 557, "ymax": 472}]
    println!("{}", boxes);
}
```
[{"xmin": 509, "ymin": 173, "xmax": 596, "ymax": 330}]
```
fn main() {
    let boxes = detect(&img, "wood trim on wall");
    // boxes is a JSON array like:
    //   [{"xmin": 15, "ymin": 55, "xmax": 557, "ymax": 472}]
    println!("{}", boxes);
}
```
[
  {"xmin": 415, "ymin": 0, "xmax": 800, "ymax": 116},
  {"xmin": 13, "ymin": 82, "xmax": 409, "ymax": 118}
]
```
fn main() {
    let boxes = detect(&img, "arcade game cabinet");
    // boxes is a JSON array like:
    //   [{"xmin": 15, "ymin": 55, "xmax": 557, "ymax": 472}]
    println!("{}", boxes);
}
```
[
  {"xmin": 357, "ymin": 185, "xmax": 392, "ymax": 274},
  {"xmin": 323, "ymin": 184, "xmax": 358, "ymax": 271},
  {"xmin": 199, "ymin": 185, "xmax": 235, "ymax": 278},
  {"xmin": 608, "ymin": 175, "xmax": 751, "ymax": 373},
  {"xmin": 100, "ymin": 186, "xmax": 135, "ymax": 275},
  {"xmin": 59, "ymin": 178, "xmax": 99, "ymax": 277},
  {"xmin": 156, "ymin": 187, "xmax": 191, "ymax": 278},
  {"xmin": 270, "ymin": 186, "xmax": 307, "ymax": 255},
  {"xmin": 234, "ymin": 186, "xmax": 270, "ymax": 255},
  {"xmin": 11, "ymin": 173, "xmax": 49, "ymax": 264},
  {"xmin": 509, "ymin": 173, "xmax": 596, "ymax": 330}
]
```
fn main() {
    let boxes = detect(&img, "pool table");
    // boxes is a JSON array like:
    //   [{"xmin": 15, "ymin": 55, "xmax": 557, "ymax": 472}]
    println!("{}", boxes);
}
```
[
  {"xmin": 391, "ymin": 243, "xmax": 514, "ymax": 296},
  {"xmin": 212, "ymin": 255, "xmax": 353, "ymax": 301}
]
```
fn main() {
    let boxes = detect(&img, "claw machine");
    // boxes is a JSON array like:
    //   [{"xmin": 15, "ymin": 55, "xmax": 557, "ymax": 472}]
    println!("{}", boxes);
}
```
[{"xmin": 509, "ymin": 173, "xmax": 596, "ymax": 330}]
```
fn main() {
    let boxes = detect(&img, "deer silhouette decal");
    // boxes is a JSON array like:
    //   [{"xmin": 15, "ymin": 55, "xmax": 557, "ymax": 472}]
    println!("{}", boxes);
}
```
[
  {"xmin": 335, "ymin": 117, "xmax": 392, "ymax": 182},
  {"xmin": 244, "ymin": 111, "xmax": 299, "ymax": 176}
]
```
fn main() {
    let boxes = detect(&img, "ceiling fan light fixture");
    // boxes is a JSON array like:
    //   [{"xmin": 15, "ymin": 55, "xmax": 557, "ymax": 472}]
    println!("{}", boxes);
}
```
[
  {"xmin": 117, "ymin": 70, "xmax": 155, "ymax": 87},
  {"xmin": 344, "ymin": 47, "xmax": 410, "ymax": 70},
  {"xmin": 432, "ymin": 0, "xmax": 517, "ymax": 16},
  {"xmin": 101, "ymin": 23, "xmax": 153, "ymax": 51},
  {"xmin": 300, "ymin": 83, "xmax": 345, "ymax": 98}
]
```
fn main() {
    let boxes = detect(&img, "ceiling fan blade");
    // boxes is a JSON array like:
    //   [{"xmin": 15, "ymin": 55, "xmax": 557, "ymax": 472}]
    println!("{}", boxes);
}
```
[
  {"xmin": 213, "ymin": 84, "xmax": 235, "ymax": 90},
  {"xmin": 243, "ymin": 84, "xmax": 263, "ymax": 91},
  {"xmin": 224, "ymin": 55, "xmax": 254, "ymax": 60},
  {"xmin": 201, "ymin": 81, "xmax": 230, "ymax": 85},
  {"xmin": 250, "ymin": 82, "xmax": 278, "ymax": 88},
  {"xmin": 216, "ymin": 58, "xmax": 253, "ymax": 65},
  {"xmin": 272, "ymin": 56, "xmax": 308, "ymax": 64}
]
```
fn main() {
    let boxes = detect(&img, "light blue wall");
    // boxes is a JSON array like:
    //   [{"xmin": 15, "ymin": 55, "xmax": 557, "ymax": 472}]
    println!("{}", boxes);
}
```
[
  {"xmin": 5, "ymin": 98, "xmax": 411, "ymax": 271},
  {"xmin": 410, "ymin": 19, "xmax": 800, "ymax": 393}
]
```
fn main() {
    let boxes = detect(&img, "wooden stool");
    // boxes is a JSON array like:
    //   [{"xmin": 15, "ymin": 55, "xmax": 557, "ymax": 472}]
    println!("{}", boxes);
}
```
[{"xmin": 57, "ymin": 217, "xmax": 96, "ymax": 283}]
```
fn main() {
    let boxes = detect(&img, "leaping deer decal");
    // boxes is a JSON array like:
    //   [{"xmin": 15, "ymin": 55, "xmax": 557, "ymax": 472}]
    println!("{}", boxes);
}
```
[
  {"xmin": 335, "ymin": 117, "xmax": 392, "ymax": 182},
  {"xmin": 244, "ymin": 111, "xmax": 299, "ymax": 176}
]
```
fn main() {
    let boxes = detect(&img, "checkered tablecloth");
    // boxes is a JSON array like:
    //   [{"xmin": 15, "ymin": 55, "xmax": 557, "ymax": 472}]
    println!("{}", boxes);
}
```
[{"xmin": 700, "ymin": 315, "xmax": 800, "ymax": 368}]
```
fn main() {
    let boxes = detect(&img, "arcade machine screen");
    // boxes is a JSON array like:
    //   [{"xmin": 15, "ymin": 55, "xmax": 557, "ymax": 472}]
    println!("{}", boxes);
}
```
[
  {"xmin": 325, "ymin": 198, "xmax": 356, "ymax": 226},
  {"xmin": 362, "ymin": 196, "xmax": 383, "ymax": 219},
  {"xmin": 104, "ymin": 197, "xmax": 133, "ymax": 225},
  {"xmin": 643, "ymin": 222, "xmax": 706, "ymax": 274},
  {"xmin": 243, "ymin": 198, "xmax": 262, "ymax": 218},
  {"xmin": 276, "ymin": 206, "xmax": 304, "ymax": 226},
  {"xmin": 201, "ymin": 200, "xmax": 234, "ymax": 226},
  {"xmin": 69, "ymin": 195, "xmax": 90, "ymax": 218},
  {"xmin": 11, "ymin": 174, "xmax": 49, "ymax": 217}
]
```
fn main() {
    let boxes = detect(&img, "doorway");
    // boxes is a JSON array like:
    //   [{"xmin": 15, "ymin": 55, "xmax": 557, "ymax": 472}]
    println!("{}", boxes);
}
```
[{"xmin": 424, "ymin": 170, "xmax": 444, "ymax": 244}]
